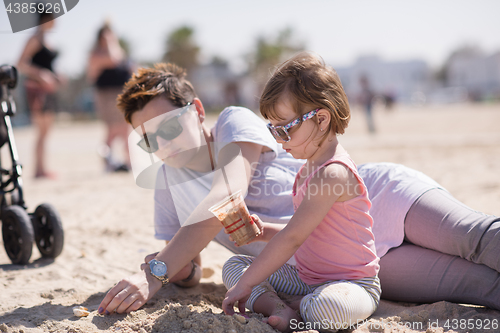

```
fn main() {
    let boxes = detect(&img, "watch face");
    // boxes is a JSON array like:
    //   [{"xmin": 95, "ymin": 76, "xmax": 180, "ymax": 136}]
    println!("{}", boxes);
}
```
[{"xmin": 151, "ymin": 260, "xmax": 167, "ymax": 276}]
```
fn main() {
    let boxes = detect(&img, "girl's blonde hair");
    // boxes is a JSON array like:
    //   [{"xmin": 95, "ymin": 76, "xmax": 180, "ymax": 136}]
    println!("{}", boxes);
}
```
[{"xmin": 260, "ymin": 52, "xmax": 350, "ymax": 139}]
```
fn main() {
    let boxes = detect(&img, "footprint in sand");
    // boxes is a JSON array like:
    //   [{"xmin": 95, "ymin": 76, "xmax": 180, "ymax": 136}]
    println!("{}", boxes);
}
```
[{"xmin": 202, "ymin": 267, "xmax": 214, "ymax": 278}]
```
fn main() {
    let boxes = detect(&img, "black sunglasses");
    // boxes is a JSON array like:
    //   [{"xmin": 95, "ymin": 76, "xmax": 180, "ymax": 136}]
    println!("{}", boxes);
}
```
[{"xmin": 137, "ymin": 103, "xmax": 191, "ymax": 153}]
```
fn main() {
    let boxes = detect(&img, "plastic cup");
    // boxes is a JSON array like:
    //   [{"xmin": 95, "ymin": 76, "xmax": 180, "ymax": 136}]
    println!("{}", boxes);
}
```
[{"xmin": 209, "ymin": 190, "xmax": 261, "ymax": 246}]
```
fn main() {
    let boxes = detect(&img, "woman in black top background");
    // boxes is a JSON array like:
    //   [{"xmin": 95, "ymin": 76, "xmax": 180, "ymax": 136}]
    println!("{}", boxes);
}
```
[
  {"xmin": 17, "ymin": 11, "xmax": 61, "ymax": 179},
  {"xmin": 87, "ymin": 22, "xmax": 132, "ymax": 172}
]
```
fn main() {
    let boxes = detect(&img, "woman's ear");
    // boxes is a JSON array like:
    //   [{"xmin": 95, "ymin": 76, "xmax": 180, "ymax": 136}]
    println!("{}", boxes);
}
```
[
  {"xmin": 316, "ymin": 109, "xmax": 331, "ymax": 131},
  {"xmin": 193, "ymin": 98, "xmax": 206, "ymax": 123}
]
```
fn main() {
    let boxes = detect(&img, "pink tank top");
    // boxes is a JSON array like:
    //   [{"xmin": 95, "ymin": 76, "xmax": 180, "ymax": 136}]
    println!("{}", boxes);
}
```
[{"xmin": 293, "ymin": 152, "xmax": 379, "ymax": 285}]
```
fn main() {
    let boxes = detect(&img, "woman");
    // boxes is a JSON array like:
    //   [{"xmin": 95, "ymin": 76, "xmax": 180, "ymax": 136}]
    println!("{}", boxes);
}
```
[
  {"xmin": 359, "ymin": 162, "xmax": 500, "ymax": 309},
  {"xmin": 17, "ymin": 11, "xmax": 60, "ymax": 178},
  {"xmin": 98, "ymin": 61, "xmax": 500, "ymax": 315},
  {"xmin": 87, "ymin": 23, "xmax": 131, "ymax": 172}
]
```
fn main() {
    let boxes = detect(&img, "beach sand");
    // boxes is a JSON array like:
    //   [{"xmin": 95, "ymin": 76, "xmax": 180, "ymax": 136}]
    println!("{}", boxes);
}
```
[{"xmin": 0, "ymin": 103, "xmax": 499, "ymax": 333}]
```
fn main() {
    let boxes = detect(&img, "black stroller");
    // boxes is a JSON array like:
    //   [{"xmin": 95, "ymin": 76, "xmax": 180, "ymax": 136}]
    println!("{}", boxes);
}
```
[{"xmin": 0, "ymin": 64, "xmax": 64, "ymax": 265}]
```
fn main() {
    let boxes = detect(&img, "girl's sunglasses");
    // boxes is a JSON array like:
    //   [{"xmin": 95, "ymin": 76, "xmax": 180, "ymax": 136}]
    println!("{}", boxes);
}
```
[
  {"xmin": 266, "ymin": 108, "xmax": 319, "ymax": 142},
  {"xmin": 137, "ymin": 103, "xmax": 191, "ymax": 153}
]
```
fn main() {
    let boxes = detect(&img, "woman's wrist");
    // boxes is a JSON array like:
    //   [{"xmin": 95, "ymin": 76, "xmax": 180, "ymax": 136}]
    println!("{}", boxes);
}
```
[
  {"xmin": 181, "ymin": 260, "xmax": 197, "ymax": 282},
  {"xmin": 26, "ymin": 66, "xmax": 42, "ymax": 80},
  {"xmin": 173, "ymin": 260, "xmax": 202, "ymax": 288}
]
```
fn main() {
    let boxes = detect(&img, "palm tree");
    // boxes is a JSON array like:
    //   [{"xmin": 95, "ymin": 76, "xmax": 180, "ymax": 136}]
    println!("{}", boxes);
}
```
[
  {"xmin": 163, "ymin": 26, "xmax": 200, "ymax": 74},
  {"xmin": 247, "ymin": 27, "xmax": 305, "ymax": 94}
]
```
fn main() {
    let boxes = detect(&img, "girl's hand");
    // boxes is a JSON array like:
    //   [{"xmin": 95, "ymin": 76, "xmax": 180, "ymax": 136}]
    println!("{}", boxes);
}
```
[
  {"xmin": 222, "ymin": 283, "xmax": 252, "ymax": 315},
  {"xmin": 228, "ymin": 214, "xmax": 265, "ymax": 246},
  {"xmin": 252, "ymin": 214, "xmax": 264, "ymax": 235}
]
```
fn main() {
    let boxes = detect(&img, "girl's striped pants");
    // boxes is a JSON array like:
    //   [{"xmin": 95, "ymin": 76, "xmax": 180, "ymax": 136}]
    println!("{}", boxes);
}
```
[{"xmin": 222, "ymin": 255, "xmax": 381, "ymax": 331}]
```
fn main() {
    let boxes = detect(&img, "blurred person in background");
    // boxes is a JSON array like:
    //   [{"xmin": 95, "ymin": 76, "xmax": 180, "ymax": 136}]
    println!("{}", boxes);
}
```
[
  {"xmin": 382, "ymin": 90, "xmax": 395, "ymax": 111},
  {"xmin": 358, "ymin": 75, "xmax": 376, "ymax": 133},
  {"xmin": 87, "ymin": 22, "xmax": 132, "ymax": 172},
  {"xmin": 17, "ymin": 9, "xmax": 61, "ymax": 178}
]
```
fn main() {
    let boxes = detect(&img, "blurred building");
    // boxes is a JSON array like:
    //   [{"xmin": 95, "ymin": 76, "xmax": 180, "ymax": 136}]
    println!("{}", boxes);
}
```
[
  {"xmin": 446, "ymin": 48, "xmax": 500, "ymax": 101},
  {"xmin": 190, "ymin": 61, "xmax": 234, "ymax": 110},
  {"xmin": 190, "ymin": 61, "xmax": 259, "ymax": 112},
  {"xmin": 335, "ymin": 55, "xmax": 431, "ymax": 105}
]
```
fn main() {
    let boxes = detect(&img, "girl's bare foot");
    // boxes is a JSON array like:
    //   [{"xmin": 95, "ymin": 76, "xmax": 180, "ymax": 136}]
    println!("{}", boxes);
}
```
[
  {"xmin": 278, "ymin": 293, "xmax": 304, "ymax": 311},
  {"xmin": 254, "ymin": 291, "xmax": 303, "ymax": 332},
  {"xmin": 264, "ymin": 304, "xmax": 302, "ymax": 332}
]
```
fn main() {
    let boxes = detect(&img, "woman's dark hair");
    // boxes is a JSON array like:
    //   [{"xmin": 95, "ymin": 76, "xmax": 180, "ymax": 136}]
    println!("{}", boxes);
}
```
[
  {"xmin": 38, "ymin": 4, "xmax": 55, "ymax": 25},
  {"xmin": 97, "ymin": 23, "xmax": 111, "ymax": 42}
]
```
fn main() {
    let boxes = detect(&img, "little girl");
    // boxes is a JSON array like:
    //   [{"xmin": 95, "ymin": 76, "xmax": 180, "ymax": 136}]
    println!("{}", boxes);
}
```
[{"xmin": 221, "ymin": 52, "xmax": 380, "ymax": 332}]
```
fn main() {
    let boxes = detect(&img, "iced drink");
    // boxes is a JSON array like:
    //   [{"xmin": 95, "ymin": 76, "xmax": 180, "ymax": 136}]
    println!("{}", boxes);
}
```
[{"xmin": 209, "ymin": 190, "xmax": 261, "ymax": 246}]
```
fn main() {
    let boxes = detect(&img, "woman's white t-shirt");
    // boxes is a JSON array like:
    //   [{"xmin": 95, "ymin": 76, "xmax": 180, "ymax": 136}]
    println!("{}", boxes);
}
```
[{"xmin": 358, "ymin": 162, "xmax": 444, "ymax": 257}]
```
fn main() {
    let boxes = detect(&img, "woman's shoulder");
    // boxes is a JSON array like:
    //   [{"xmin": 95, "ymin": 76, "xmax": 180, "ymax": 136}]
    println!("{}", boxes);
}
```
[
  {"xmin": 24, "ymin": 35, "xmax": 42, "ymax": 51},
  {"xmin": 358, "ymin": 162, "xmax": 444, "ymax": 191},
  {"xmin": 215, "ymin": 106, "xmax": 269, "ymax": 135},
  {"xmin": 18, "ymin": 36, "xmax": 43, "ymax": 67},
  {"xmin": 213, "ymin": 106, "xmax": 278, "ymax": 156},
  {"xmin": 358, "ymin": 162, "xmax": 416, "ymax": 182},
  {"xmin": 89, "ymin": 47, "xmax": 111, "ymax": 60},
  {"xmin": 217, "ymin": 106, "xmax": 261, "ymax": 121}
]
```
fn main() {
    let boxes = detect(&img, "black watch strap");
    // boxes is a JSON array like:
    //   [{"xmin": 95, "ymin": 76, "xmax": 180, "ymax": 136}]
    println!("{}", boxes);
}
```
[{"xmin": 182, "ymin": 260, "xmax": 197, "ymax": 282}]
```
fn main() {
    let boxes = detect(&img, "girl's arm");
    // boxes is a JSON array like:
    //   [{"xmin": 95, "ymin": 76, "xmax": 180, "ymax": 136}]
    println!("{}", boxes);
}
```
[
  {"xmin": 222, "ymin": 163, "xmax": 353, "ymax": 314},
  {"xmin": 99, "ymin": 141, "xmax": 265, "ymax": 314},
  {"xmin": 257, "ymin": 222, "xmax": 284, "ymax": 241},
  {"xmin": 228, "ymin": 217, "xmax": 285, "ymax": 245}
]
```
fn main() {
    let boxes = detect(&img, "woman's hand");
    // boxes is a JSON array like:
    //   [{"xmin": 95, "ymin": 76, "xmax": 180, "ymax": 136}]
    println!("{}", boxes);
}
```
[
  {"xmin": 98, "ymin": 267, "xmax": 162, "ymax": 314},
  {"xmin": 222, "ymin": 283, "xmax": 253, "ymax": 315},
  {"xmin": 144, "ymin": 252, "xmax": 159, "ymax": 264},
  {"xmin": 37, "ymin": 69, "xmax": 58, "ymax": 93}
]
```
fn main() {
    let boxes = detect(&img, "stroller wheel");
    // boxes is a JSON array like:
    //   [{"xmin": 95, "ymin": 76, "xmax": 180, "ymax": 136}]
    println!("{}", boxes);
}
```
[
  {"xmin": 2, "ymin": 205, "xmax": 34, "ymax": 265},
  {"xmin": 32, "ymin": 203, "xmax": 64, "ymax": 258}
]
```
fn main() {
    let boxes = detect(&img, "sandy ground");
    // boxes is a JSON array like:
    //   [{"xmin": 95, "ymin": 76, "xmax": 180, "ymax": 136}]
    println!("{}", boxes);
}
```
[{"xmin": 0, "ymin": 103, "xmax": 499, "ymax": 333}]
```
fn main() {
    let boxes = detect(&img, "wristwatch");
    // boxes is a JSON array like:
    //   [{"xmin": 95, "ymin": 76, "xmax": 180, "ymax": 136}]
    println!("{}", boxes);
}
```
[{"xmin": 148, "ymin": 259, "xmax": 169, "ymax": 285}]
